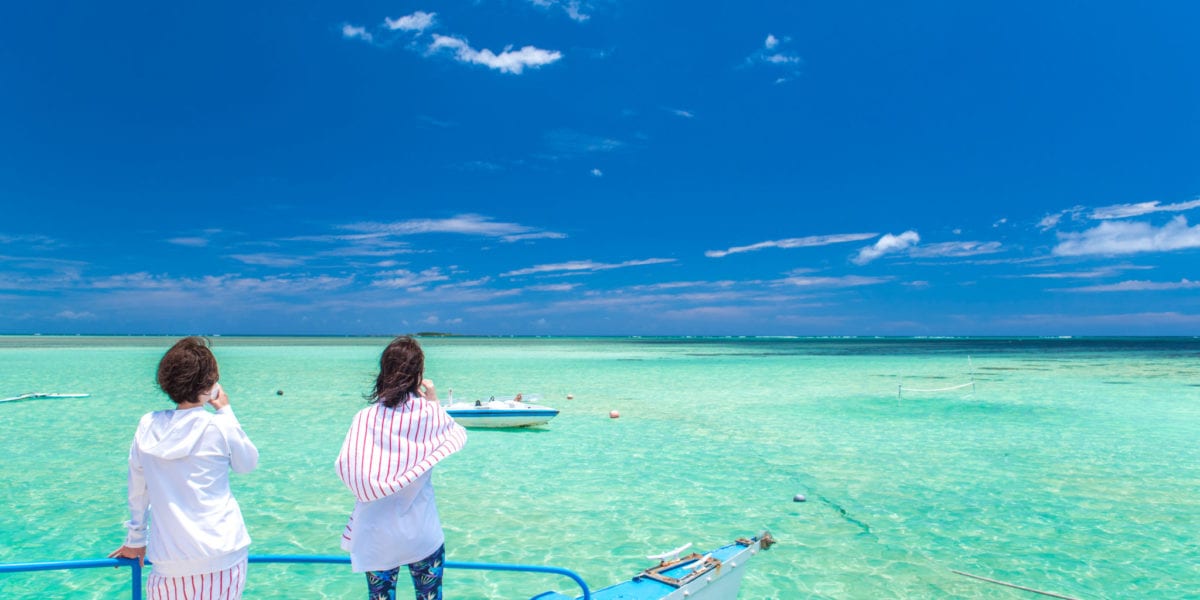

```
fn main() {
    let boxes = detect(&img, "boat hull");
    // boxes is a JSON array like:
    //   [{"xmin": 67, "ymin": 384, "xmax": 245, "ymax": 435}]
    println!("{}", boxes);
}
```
[
  {"xmin": 445, "ymin": 399, "xmax": 559, "ymax": 428},
  {"xmin": 446, "ymin": 408, "xmax": 559, "ymax": 428},
  {"xmin": 533, "ymin": 531, "xmax": 774, "ymax": 600}
]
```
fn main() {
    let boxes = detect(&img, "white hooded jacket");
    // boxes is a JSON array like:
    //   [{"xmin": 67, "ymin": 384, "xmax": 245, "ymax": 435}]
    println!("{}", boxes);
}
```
[{"xmin": 123, "ymin": 406, "xmax": 258, "ymax": 577}]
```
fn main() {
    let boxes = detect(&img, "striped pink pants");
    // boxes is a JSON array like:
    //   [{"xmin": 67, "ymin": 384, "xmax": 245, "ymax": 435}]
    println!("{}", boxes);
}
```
[{"xmin": 146, "ymin": 560, "xmax": 247, "ymax": 600}]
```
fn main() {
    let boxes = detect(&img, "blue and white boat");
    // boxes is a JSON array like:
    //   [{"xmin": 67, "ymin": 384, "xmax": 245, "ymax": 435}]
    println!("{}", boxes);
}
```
[
  {"xmin": 533, "ymin": 531, "xmax": 775, "ymax": 600},
  {"xmin": 445, "ymin": 394, "xmax": 560, "ymax": 428}
]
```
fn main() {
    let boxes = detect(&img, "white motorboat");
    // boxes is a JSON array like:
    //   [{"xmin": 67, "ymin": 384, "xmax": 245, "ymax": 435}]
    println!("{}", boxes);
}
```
[{"xmin": 444, "ymin": 394, "xmax": 559, "ymax": 428}]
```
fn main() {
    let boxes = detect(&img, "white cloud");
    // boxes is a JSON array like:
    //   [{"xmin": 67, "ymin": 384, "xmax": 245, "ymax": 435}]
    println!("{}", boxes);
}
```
[
  {"xmin": 527, "ymin": 283, "xmax": 578, "ymax": 292},
  {"xmin": 780, "ymin": 274, "xmax": 891, "ymax": 288},
  {"xmin": 228, "ymin": 253, "xmax": 306, "ymax": 267},
  {"xmin": 750, "ymin": 34, "xmax": 801, "ymax": 69},
  {"xmin": 502, "ymin": 258, "xmax": 675, "ymax": 277},
  {"xmin": 371, "ymin": 268, "xmax": 450, "ymax": 289},
  {"xmin": 1016, "ymin": 265, "xmax": 1151, "ymax": 279},
  {"xmin": 344, "ymin": 214, "xmax": 562, "ymax": 240},
  {"xmin": 992, "ymin": 217, "xmax": 1008, "ymax": 228},
  {"xmin": 1038, "ymin": 213, "xmax": 1063, "ymax": 231},
  {"xmin": 669, "ymin": 108, "xmax": 694, "ymax": 119},
  {"xmin": 429, "ymin": 34, "xmax": 562, "ymax": 74},
  {"xmin": 706, "ymin": 233, "xmax": 878, "ymax": 258},
  {"xmin": 167, "ymin": 237, "xmax": 209, "ymax": 247},
  {"xmin": 544, "ymin": 129, "xmax": 623, "ymax": 154},
  {"xmin": 56, "ymin": 310, "xmax": 95, "ymax": 320},
  {"xmin": 1062, "ymin": 278, "xmax": 1200, "ymax": 293},
  {"xmin": 502, "ymin": 231, "xmax": 569, "ymax": 243},
  {"xmin": 384, "ymin": 11, "xmax": 436, "ymax": 33},
  {"xmin": 590, "ymin": 168, "xmax": 603, "ymax": 177},
  {"xmin": 342, "ymin": 24, "xmax": 374, "ymax": 43},
  {"xmin": 908, "ymin": 241, "xmax": 1002, "ymax": 259},
  {"xmin": 1053, "ymin": 216, "xmax": 1200, "ymax": 257},
  {"xmin": 1090, "ymin": 198, "xmax": 1200, "ymax": 220},
  {"xmin": 529, "ymin": 0, "xmax": 591, "ymax": 23},
  {"xmin": 852, "ymin": 231, "xmax": 920, "ymax": 265},
  {"xmin": 764, "ymin": 53, "xmax": 801, "ymax": 64}
]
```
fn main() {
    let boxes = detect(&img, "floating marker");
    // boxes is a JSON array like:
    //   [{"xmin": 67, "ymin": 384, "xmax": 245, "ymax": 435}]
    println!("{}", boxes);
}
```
[
  {"xmin": 793, "ymin": 494, "xmax": 806, "ymax": 503},
  {"xmin": 276, "ymin": 390, "xmax": 284, "ymax": 396},
  {"xmin": 609, "ymin": 410, "xmax": 620, "ymax": 419},
  {"xmin": 566, "ymin": 394, "xmax": 574, "ymax": 400}
]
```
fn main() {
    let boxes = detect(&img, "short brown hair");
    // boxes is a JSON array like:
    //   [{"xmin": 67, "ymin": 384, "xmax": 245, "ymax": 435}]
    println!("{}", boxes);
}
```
[
  {"xmin": 371, "ymin": 336, "xmax": 424, "ymax": 408},
  {"xmin": 157, "ymin": 337, "xmax": 219, "ymax": 405}
]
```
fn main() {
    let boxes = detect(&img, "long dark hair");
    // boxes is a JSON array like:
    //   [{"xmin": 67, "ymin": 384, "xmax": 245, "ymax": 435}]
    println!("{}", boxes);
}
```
[
  {"xmin": 157, "ymin": 336, "xmax": 219, "ymax": 405},
  {"xmin": 371, "ymin": 336, "xmax": 424, "ymax": 408}
]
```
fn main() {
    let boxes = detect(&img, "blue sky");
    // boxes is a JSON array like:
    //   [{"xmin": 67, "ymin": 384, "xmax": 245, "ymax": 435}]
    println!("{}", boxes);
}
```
[{"xmin": 2, "ymin": 1, "xmax": 1199, "ymax": 336}]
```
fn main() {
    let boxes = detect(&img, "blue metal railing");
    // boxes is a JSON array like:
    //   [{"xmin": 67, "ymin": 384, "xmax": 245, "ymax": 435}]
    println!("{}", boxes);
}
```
[{"xmin": 0, "ymin": 555, "xmax": 591, "ymax": 599}]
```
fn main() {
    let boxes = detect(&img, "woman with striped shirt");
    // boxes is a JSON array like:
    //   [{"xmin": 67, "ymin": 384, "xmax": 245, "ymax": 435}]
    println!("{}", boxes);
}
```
[{"xmin": 336, "ymin": 336, "xmax": 468, "ymax": 600}]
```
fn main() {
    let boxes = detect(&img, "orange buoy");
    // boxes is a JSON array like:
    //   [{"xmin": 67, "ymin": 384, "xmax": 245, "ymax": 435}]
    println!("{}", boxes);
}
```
[{"xmin": 609, "ymin": 410, "xmax": 620, "ymax": 419}]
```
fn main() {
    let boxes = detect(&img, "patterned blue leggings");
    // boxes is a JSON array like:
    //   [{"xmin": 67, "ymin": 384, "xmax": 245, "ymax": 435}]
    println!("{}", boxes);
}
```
[{"xmin": 366, "ymin": 545, "xmax": 445, "ymax": 600}]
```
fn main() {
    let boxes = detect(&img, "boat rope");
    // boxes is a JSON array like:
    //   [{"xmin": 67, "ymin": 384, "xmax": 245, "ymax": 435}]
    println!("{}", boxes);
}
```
[
  {"xmin": 898, "ymin": 381, "xmax": 976, "ymax": 393},
  {"xmin": 951, "ymin": 569, "xmax": 1081, "ymax": 600}
]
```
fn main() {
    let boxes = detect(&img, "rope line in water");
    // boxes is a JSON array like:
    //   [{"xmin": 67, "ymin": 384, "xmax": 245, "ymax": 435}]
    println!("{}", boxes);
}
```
[
  {"xmin": 898, "ymin": 381, "xmax": 976, "ymax": 393},
  {"xmin": 951, "ymin": 569, "xmax": 1081, "ymax": 600}
]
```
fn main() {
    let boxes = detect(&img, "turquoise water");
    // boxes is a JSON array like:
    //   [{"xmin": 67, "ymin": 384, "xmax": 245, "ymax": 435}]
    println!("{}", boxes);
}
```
[{"xmin": 1, "ymin": 336, "xmax": 1198, "ymax": 599}]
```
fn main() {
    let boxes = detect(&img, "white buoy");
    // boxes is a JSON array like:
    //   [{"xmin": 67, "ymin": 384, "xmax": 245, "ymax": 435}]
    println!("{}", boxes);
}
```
[
  {"xmin": 793, "ymin": 494, "xmax": 806, "ymax": 502},
  {"xmin": 609, "ymin": 410, "xmax": 620, "ymax": 419},
  {"xmin": 566, "ymin": 393, "xmax": 574, "ymax": 400}
]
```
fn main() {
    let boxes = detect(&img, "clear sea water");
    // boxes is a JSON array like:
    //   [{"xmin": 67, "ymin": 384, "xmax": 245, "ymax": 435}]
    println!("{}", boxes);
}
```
[{"xmin": 1, "ymin": 336, "xmax": 1198, "ymax": 599}]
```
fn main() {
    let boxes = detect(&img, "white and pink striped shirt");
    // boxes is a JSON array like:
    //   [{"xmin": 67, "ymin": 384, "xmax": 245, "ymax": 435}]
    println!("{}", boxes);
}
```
[
  {"xmin": 335, "ymin": 395, "xmax": 467, "ymax": 503},
  {"xmin": 335, "ymin": 395, "xmax": 466, "ymax": 571}
]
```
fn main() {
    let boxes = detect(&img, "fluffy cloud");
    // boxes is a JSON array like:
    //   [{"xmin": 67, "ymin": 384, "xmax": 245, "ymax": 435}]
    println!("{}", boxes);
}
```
[
  {"xmin": 1053, "ymin": 216, "xmax": 1200, "ymax": 256},
  {"xmin": 706, "ymin": 233, "xmax": 878, "ymax": 258},
  {"xmin": 751, "ymin": 33, "xmax": 802, "ymax": 73},
  {"xmin": 342, "ymin": 24, "xmax": 373, "ymax": 43},
  {"xmin": 429, "ymin": 34, "xmax": 562, "ymax": 74},
  {"xmin": 852, "ymin": 231, "xmax": 920, "ymax": 265},
  {"xmin": 385, "ymin": 11, "xmax": 435, "ymax": 32}
]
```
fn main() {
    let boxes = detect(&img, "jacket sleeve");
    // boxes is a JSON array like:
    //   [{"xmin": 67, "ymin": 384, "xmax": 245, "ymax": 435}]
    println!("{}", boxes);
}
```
[
  {"xmin": 123, "ymin": 430, "xmax": 149, "ymax": 548},
  {"xmin": 215, "ymin": 406, "xmax": 259, "ymax": 474}
]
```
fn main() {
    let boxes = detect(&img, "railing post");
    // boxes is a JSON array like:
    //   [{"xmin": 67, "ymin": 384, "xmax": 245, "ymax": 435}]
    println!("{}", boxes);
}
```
[{"xmin": 130, "ymin": 561, "xmax": 142, "ymax": 600}]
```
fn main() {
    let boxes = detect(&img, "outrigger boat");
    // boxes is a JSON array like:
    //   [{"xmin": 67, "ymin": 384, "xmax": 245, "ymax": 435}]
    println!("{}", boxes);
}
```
[
  {"xmin": 534, "ymin": 531, "xmax": 776, "ymax": 600},
  {"xmin": 444, "ymin": 394, "xmax": 559, "ymax": 428},
  {"xmin": 0, "ymin": 532, "xmax": 774, "ymax": 599}
]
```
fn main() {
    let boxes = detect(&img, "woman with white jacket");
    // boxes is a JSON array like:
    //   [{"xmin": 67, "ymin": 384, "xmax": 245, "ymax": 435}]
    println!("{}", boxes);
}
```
[{"xmin": 110, "ymin": 337, "xmax": 259, "ymax": 600}]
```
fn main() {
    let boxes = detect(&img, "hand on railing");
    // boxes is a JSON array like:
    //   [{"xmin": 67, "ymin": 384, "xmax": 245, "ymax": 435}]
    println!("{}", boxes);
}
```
[{"xmin": 107, "ymin": 545, "xmax": 145, "ymax": 567}]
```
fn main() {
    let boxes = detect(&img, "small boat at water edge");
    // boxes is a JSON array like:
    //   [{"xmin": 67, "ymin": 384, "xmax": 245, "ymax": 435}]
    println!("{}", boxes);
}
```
[
  {"xmin": 445, "ymin": 394, "xmax": 559, "ymax": 428},
  {"xmin": 532, "ymin": 531, "xmax": 775, "ymax": 600},
  {"xmin": 1, "ymin": 392, "xmax": 90, "ymax": 403}
]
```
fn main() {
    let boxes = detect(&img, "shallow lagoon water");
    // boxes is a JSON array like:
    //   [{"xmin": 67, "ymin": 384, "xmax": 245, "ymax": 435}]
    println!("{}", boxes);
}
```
[{"xmin": 1, "ymin": 336, "xmax": 1198, "ymax": 598}]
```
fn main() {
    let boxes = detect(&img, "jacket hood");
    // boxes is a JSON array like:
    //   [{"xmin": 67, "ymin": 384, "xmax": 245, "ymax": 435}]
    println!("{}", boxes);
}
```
[{"xmin": 135, "ymin": 408, "xmax": 212, "ymax": 460}]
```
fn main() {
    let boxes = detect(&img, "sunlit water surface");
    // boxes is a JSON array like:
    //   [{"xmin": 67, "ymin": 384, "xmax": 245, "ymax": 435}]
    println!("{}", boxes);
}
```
[{"xmin": 1, "ymin": 336, "xmax": 1197, "ymax": 598}]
